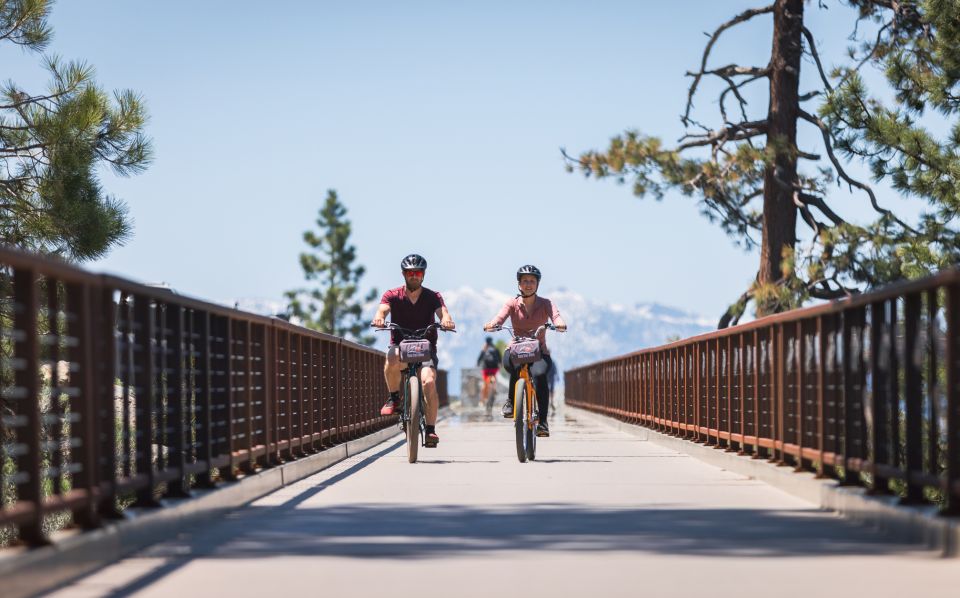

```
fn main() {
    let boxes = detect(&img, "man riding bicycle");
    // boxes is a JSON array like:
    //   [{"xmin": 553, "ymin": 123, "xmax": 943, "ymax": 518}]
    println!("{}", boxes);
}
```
[
  {"xmin": 476, "ymin": 336, "xmax": 502, "ymax": 408},
  {"xmin": 372, "ymin": 254, "xmax": 456, "ymax": 447},
  {"xmin": 483, "ymin": 264, "xmax": 566, "ymax": 437}
]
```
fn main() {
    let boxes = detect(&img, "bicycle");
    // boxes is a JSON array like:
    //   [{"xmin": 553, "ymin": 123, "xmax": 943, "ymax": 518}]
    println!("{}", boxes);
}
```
[
  {"xmin": 490, "ymin": 323, "xmax": 562, "ymax": 463},
  {"xmin": 374, "ymin": 322, "xmax": 453, "ymax": 463}
]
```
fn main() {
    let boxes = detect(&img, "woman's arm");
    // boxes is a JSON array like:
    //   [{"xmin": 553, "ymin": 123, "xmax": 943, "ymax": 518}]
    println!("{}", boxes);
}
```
[{"xmin": 483, "ymin": 301, "xmax": 512, "ymax": 331}]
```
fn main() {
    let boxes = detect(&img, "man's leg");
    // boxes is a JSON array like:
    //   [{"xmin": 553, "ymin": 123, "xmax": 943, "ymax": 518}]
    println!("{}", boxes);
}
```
[
  {"xmin": 384, "ymin": 348, "xmax": 401, "ymax": 392},
  {"xmin": 419, "ymin": 366, "xmax": 439, "ymax": 425},
  {"xmin": 380, "ymin": 348, "xmax": 402, "ymax": 415}
]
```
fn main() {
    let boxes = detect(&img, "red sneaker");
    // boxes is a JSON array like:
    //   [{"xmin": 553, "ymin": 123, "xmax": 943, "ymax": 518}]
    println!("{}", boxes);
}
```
[{"xmin": 380, "ymin": 397, "xmax": 400, "ymax": 416}]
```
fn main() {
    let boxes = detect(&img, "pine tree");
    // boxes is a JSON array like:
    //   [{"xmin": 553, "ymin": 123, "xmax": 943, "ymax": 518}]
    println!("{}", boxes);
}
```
[
  {"xmin": 564, "ymin": 0, "xmax": 960, "ymax": 327},
  {"xmin": 285, "ymin": 190, "xmax": 377, "ymax": 345},
  {"xmin": 1, "ymin": 0, "xmax": 152, "ymax": 261}
]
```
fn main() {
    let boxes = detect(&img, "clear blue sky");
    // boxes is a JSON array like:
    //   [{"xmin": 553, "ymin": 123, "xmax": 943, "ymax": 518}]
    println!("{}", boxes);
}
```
[{"xmin": 2, "ymin": 1, "xmax": 916, "ymax": 319}]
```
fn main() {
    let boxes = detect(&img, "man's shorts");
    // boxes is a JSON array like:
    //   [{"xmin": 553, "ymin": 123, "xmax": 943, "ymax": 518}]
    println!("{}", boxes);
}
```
[
  {"xmin": 482, "ymin": 368, "xmax": 499, "ymax": 379},
  {"xmin": 388, "ymin": 345, "xmax": 439, "ymax": 370}
]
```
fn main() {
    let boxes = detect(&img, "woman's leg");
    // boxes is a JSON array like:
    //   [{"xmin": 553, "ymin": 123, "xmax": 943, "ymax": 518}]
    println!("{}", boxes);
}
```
[{"xmin": 535, "ymin": 356, "xmax": 553, "ymax": 422}]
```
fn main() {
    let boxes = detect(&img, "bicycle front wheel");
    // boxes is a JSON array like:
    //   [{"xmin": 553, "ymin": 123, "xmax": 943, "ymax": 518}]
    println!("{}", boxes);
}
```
[
  {"xmin": 525, "ymin": 390, "xmax": 537, "ymax": 462},
  {"xmin": 514, "ymin": 379, "xmax": 527, "ymax": 463},
  {"xmin": 407, "ymin": 376, "xmax": 421, "ymax": 463}
]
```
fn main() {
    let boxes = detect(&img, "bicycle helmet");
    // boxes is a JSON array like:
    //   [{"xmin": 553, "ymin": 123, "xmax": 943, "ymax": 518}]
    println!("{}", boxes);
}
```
[
  {"xmin": 516, "ymin": 264, "xmax": 542, "ymax": 282},
  {"xmin": 400, "ymin": 254, "xmax": 428, "ymax": 270}
]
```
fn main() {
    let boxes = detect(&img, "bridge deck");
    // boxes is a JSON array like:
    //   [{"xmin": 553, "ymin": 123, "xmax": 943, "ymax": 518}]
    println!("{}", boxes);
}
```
[{"xmin": 49, "ymin": 406, "xmax": 960, "ymax": 597}]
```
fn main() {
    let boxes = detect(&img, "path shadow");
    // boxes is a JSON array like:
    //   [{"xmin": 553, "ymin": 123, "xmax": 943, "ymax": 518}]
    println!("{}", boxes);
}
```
[{"xmin": 92, "ymin": 500, "xmax": 930, "ymax": 596}]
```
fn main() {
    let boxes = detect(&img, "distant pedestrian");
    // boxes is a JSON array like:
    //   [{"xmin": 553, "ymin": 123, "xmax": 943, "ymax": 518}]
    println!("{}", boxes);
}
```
[{"xmin": 477, "ymin": 336, "xmax": 502, "ymax": 409}]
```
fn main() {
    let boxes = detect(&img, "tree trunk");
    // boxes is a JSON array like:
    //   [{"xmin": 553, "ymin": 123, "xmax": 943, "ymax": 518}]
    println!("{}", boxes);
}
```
[{"xmin": 757, "ymin": 0, "xmax": 803, "ymax": 316}]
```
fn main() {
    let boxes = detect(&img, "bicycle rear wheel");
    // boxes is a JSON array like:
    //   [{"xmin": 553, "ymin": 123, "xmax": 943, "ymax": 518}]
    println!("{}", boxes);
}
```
[
  {"xmin": 514, "ymin": 379, "xmax": 527, "ymax": 463},
  {"xmin": 407, "ymin": 376, "xmax": 421, "ymax": 463}
]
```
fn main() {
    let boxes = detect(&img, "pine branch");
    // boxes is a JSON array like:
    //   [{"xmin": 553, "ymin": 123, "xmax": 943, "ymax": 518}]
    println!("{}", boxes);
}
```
[
  {"xmin": 798, "ymin": 108, "xmax": 919, "ymax": 234},
  {"xmin": 718, "ymin": 288, "xmax": 753, "ymax": 329}
]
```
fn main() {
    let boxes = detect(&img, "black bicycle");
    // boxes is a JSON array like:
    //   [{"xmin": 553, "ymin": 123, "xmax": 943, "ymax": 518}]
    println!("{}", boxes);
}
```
[{"xmin": 374, "ymin": 322, "xmax": 453, "ymax": 463}]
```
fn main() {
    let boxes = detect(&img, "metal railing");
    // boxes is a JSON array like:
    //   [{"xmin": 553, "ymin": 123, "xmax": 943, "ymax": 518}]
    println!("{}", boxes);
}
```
[
  {"xmin": 0, "ymin": 247, "xmax": 442, "ymax": 546},
  {"xmin": 566, "ymin": 270, "xmax": 960, "ymax": 513}
]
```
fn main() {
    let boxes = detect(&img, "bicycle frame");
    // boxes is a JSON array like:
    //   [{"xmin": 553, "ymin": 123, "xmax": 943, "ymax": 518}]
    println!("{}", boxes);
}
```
[{"xmin": 512, "ymin": 364, "xmax": 537, "ymax": 430}]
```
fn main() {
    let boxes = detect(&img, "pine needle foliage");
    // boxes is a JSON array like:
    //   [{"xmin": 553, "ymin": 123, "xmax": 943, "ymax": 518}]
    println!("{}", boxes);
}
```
[
  {"xmin": 565, "ymin": 0, "xmax": 960, "ymax": 327},
  {"xmin": 1, "ymin": 0, "xmax": 152, "ymax": 261},
  {"xmin": 285, "ymin": 190, "xmax": 377, "ymax": 345}
]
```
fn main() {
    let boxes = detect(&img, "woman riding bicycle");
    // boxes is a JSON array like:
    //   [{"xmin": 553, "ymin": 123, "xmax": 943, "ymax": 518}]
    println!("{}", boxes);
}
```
[{"xmin": 483, "ymin": 265, "xmax": 566, "ymax": 437}]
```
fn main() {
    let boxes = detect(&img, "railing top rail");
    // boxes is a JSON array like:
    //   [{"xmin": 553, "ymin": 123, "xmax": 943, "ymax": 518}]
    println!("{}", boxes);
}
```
[
  {"xmin": 0, "ymin": 245, "xmax": 383, "ymax": 349},
  {"xmin": 568, "ymin": 265, "xmax": 960, "ymax": 373}
]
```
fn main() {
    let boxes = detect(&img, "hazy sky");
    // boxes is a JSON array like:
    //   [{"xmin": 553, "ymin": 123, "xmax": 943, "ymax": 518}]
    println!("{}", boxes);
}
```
[{"xmin": 2, "ymin": 1, "xmax": 918, "ymax": 319}]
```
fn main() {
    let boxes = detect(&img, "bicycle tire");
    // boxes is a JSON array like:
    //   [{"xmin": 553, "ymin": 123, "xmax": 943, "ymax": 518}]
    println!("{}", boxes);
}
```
[
  {"xmin": 407, "ymin": 376, "xmax": 420, "ymax": 463},
  {"xmin": 526, "ymin": 390, "xmax": 537, "ymax": 461},
  {"xmin": 514, "ymin": 379, "xmax": 527, "ymax": 463}
]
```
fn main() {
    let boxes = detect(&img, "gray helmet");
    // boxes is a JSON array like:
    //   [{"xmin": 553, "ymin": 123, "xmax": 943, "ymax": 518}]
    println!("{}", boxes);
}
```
[
  {"xmin": 516, "ymin": 264, "xmax": 542, "ymax": 282},
  {"xmin": 400, "ymin": 254, "xmax": 427, "ymax": 270}
]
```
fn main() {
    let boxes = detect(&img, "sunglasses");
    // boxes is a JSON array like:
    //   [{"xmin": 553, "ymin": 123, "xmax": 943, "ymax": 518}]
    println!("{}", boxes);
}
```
[{"xmin": 403, "ymin": 270, "xmax": 425, "ymax": 278}]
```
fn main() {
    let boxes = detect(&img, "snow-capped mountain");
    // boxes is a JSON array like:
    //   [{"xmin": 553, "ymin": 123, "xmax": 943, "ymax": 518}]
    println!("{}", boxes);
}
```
[
  {"xmin": 228, "ymin": 287, "xmax": 713, "ymax": 393},
  {"xmin": 425, "ymin": 287, "xmax": 712, "ymax": 390}
]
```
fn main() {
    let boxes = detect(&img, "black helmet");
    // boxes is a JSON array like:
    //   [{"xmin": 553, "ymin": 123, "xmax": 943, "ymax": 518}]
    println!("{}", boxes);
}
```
[
  {"xmin": 400, "ymin": 254, "xmax": 427, "ymax": 270},
  {"xmin": 485, "ymin": 336, "xmax": 493, "ymax": 344},
  {"xmin": 516, "ymin": 264, "xmax": 542, "ymax": 281}
]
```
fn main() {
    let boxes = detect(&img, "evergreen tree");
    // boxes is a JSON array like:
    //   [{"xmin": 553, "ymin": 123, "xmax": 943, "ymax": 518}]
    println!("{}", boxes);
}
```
[
  {"xmin": 285, "ymin": 190, "xmax": 377, "ymax": 345},
  {"xmin": 1, "ymin": 0, "xmax": 152, "ymax": 261},
  {"xmin": 564, "ymin": 0, "xmax": 960, "ymax": 327}
]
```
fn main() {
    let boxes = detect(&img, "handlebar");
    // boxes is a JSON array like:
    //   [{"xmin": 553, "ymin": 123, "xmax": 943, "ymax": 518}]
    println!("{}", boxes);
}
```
[
  {"xmin": 371, "ymin": 322, "xmax": 456, "ymax": 339},
  {"xmin": 487, "ymin": 322, "xmax": 564, "ymax": 341}
]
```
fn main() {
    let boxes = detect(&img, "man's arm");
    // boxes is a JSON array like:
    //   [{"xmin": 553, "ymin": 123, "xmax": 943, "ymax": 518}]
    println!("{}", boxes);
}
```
[
  {"xmin": 371, "ymin": 303, "xmax": 390, "ymax": 328},
  {"xmin": 436, "ymin": 306, "xmax": 455, "ymax": 330}
]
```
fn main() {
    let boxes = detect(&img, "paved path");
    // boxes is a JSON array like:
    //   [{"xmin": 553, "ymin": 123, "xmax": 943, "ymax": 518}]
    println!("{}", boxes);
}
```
[{"xmin": 48, "ymin": 403, "xmax": 960, "ymax": 597}]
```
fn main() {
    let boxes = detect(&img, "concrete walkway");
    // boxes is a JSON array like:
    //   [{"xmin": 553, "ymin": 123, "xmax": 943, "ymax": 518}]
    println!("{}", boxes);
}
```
[{"xmin": 47, "ymin": 403, "xmax": 960, "ymax": 597}]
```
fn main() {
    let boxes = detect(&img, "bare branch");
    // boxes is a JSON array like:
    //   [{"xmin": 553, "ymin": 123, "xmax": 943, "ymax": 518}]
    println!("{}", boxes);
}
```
[
  {"xmin": 800, "ymin": 26, "xmax": 832, "ymax": 92},
  {"xmin": 719, "ymin": 72, "xmax": 769, "ymax": 123},
  {"xmin": 687, "ymin": 64, "xmax": 769, "ymax": 79},
  {"xmin": 676, "ymin": 119, "xmax": 767, "ymax": 150},
  {"xmin": 683, "ymin": 4, "xmax": 776, "ymax": 125},
  {"xmin": 797, "ymin": 192, "xmax": 845, "ymax": 226}
]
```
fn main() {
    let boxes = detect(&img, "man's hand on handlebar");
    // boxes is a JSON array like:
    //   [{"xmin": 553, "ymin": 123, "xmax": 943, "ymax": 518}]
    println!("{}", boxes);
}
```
[
  {"xmin": 371, "ymin": 317, "xmax": 386, "ymax": 328},
  {"xmin": 440, "ymin": 317, "xmax": 456, "ymax": 331}
]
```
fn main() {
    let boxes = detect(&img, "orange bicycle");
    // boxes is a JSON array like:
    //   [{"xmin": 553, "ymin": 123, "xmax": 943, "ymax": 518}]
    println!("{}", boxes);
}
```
[{"xmin": 491, "ymin": 323, "xmax": 561, "ymax": 462}]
